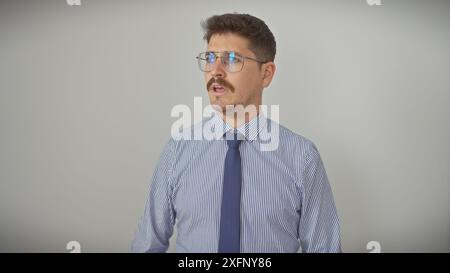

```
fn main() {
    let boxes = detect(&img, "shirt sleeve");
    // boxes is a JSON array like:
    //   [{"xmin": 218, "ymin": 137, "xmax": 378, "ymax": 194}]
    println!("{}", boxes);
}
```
[
  {"xmin": 298, "ymin": 142, "xmax": 342, "ymax": 253},
  {"xmin": 131, "ymin": 138, "xmax": 176, "ymax": 252}
]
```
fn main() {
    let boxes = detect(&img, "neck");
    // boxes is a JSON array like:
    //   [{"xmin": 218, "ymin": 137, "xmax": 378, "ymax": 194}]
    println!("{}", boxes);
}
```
[{"xmin": 218, "ymin": 104, "xmax": 261, "ymax": 129}]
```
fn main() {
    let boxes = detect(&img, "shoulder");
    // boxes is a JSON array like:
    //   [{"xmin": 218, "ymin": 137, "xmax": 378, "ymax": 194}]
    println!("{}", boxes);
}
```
[
  {"xmin": 264, "ymin": 118, "xmax": 318, "ymax": 157},
  {"xmin": 261, "ymin": 119, "xmax": 324, "ymax": 185}
]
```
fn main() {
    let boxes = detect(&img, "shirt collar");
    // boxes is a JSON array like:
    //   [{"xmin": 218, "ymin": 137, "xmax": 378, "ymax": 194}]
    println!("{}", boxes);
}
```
[{"xmin": 210, "ymin": 110, "xmax": 268, "ymax": 142}]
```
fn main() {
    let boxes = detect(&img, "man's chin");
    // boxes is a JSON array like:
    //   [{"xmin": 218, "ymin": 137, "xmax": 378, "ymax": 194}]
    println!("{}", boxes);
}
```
[
  {"xmin": 208, "ymin": 98, "xmax": 230, "ymax": 112},
  {"xmin": 209, "ymin": 103, "xmax": 240, "ymax": 117}
]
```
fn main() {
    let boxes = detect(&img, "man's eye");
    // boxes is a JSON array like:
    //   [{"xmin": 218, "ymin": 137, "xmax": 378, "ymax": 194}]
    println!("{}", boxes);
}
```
[
  {"xmin": 206, "ymin": 53, "xmax": 216, "ymax": 63},
  {"xmin": 227, "ymin": 52, "xmax": 241, "ymax": 63}
]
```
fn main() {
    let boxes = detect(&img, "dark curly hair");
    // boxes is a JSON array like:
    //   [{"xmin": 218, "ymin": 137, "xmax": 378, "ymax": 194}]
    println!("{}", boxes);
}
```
[{"xmin": 201, "ymin": 13, "xmax": 276, "ymax": 62}]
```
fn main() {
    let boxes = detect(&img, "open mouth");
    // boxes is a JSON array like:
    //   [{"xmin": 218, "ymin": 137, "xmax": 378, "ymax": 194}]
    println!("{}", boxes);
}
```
[{"xmin": 211, "ymin": 83, "xmax": 226, "ymax": 93}]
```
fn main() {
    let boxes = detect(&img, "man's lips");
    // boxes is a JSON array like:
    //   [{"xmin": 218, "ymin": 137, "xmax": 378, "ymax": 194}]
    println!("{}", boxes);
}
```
[
  {"xmin": 211, "ymin": 83, "xmax": 226, "ymax": 93},
  {"xmin": 206, "ymin": 77, "xmax": 235, "ymax": 94}
]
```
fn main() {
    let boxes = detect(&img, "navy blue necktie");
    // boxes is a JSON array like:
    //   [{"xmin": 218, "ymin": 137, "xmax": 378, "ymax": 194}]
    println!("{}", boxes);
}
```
[{"xmin": 218, "ymin": 133, "xmax": 242, "ymax": 253}]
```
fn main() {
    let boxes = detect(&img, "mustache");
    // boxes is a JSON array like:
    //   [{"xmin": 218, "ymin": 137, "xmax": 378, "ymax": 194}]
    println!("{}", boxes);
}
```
[{"xmin": 206, "ymin": 77, "xmax": 235, "ymax": 92}]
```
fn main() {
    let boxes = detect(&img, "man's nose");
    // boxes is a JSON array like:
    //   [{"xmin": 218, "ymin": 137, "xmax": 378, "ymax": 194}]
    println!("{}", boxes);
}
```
[{"xmin": 209, "ymin": 58, "xmax": 226, "ymax": 78}]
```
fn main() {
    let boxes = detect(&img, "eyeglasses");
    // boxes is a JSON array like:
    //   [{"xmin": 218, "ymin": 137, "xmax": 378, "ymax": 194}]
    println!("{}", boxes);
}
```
[{"xmin": 196, "ymin": 51, "xmax": 266, "ymax": 73}]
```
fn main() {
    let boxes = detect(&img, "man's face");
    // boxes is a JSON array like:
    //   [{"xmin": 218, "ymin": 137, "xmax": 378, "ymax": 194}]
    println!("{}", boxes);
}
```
[{"xmin": 204, "ymin": 33, "xmax": 269, "ymax": 112}]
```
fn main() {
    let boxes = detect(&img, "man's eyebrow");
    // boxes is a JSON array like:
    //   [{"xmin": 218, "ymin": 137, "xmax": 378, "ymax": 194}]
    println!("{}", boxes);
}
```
[{"xmin": 205, "ymin": 50, "xmax": 244, "ymax": 56}]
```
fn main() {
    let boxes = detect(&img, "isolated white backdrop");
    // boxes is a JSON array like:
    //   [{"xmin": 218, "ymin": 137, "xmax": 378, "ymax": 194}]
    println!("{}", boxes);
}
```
[{"xmin": 0, "ymin": 0, "xmax": 449, "ymax": 252}]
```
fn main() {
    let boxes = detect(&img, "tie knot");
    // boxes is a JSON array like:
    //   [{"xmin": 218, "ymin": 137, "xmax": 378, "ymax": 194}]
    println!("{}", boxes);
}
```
[
  {"xmin": 225, "ymin": 133, "xmax": 242, "ymax": 149},
  {"xmin": 227, "ymin": 139, "xmax": 242, "ymax": 149}
]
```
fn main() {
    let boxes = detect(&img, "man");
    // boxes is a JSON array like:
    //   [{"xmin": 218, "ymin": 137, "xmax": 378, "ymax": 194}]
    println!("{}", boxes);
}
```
[{"xmin": 132, "ymin": 13, "xmax": 341, "ymax": 253}]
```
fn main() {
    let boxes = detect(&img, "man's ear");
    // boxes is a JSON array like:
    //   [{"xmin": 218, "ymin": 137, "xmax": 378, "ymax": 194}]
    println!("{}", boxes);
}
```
[{"xmin": 261, "ymin": 62, "xmax": 276, "ymax": 88}]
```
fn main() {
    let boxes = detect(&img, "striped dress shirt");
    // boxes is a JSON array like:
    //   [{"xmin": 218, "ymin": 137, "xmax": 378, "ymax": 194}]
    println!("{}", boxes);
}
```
[{"xmin": 131, "ymin": 112, "xmax": 341, "ymax": 253}]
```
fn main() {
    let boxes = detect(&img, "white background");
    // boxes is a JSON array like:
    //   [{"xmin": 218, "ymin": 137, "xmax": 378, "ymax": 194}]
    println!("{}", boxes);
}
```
[{"xmin": 0, "ymin": 0, "xmax": 449, "ymax": 252}]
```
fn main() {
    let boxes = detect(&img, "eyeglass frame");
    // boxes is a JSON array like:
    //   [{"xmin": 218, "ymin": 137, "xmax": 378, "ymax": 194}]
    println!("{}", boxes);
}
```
[{"xmin": 196, "ymin": 51, "xmax": 268, "ymax": 73}]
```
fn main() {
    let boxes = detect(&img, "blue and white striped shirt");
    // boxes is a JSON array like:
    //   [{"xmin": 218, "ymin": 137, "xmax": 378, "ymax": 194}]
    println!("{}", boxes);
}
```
[{"xmin": 131, "ymin": 112, "xmax": 341, "ymax": 253}]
